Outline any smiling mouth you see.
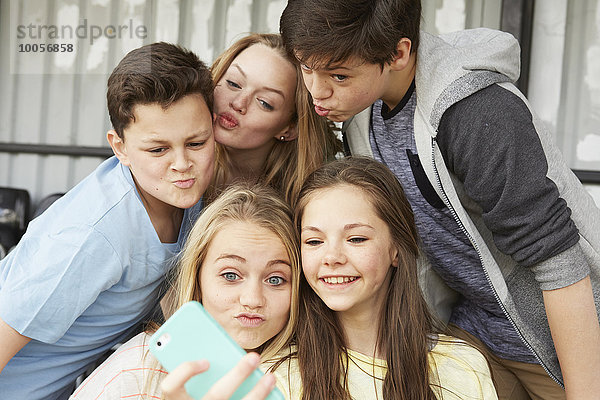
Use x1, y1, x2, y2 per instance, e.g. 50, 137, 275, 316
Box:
322, 276, 358, 284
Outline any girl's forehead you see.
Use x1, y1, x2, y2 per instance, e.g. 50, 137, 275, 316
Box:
302, 185, 377, 217
208, 220, 290, 254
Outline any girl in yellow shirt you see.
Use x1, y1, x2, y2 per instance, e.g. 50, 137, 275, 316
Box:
268, 157, 497, 400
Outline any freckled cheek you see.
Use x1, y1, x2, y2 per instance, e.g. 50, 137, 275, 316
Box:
271, 296, 291, 328
361, 252, 390, 275
213, 87, 227, 108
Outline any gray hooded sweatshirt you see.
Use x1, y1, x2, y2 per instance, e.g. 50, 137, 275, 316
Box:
343, 28, 600, 385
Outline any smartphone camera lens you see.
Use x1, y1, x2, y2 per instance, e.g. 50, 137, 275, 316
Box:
155, 333, 171, 348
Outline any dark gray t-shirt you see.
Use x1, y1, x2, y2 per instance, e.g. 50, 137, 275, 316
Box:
369, 82, 537, 363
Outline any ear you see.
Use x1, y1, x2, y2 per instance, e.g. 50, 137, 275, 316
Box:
106, 130, 130, 166
391, 249, 399, 268
276, 122, 298, 142
389, 38, 413, 71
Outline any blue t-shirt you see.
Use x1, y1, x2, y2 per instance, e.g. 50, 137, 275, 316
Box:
0, 157, 203, 399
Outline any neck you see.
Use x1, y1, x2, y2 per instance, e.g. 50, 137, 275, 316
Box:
337, 271, 393, 359
339, 311, 382, 358
381, 53, 417, 110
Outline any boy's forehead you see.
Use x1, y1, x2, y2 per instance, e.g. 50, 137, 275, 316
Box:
295, 51, 365, 71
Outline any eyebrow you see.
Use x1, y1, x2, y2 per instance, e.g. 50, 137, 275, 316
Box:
216, 254, 291, 268
267, 259, 292, 268
301, 223, 374, 233
298, 56, 357, 72
140, 130, 211, 144
232, 63, 286, 99
323, 65, 353, 72
215, 254, 246, 263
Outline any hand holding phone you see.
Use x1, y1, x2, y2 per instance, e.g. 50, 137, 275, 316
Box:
160, 353, 278, 400
149, 301, 284, 400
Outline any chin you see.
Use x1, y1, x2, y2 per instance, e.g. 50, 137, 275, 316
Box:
238, 339, 263, 351
327, 114, 349, 123
170, 193, 203, 209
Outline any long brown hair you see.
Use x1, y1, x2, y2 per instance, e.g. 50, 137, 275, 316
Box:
208, 33, 341, 205
293, 157, 437, 399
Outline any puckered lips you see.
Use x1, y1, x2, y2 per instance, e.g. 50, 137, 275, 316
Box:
217, 112, 239, 129
235, 312, 265, 327
172, 178, 195, 189
314, 104, 330, 117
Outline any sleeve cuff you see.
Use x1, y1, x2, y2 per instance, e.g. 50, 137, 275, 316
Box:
531, 242, 590, 291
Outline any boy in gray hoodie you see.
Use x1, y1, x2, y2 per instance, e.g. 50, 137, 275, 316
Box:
280, 1, 600, 399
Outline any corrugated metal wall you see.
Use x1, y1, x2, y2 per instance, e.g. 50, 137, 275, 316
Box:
1, 0, 598, 210
0, 0, 290, 207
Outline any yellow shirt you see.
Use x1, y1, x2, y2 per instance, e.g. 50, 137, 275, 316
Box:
269, 334, 497, 399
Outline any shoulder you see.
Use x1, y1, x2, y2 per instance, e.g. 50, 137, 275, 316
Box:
429, 334, 497, 399
430, 334, 487, 366
264, 345, 299, 400
70, 332, 166, 400
441, 83, 531, 133
24, 157, 137, 238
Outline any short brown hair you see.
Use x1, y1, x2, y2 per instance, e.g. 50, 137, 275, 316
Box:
280, 0, 422, 68
107, 42, 213, 138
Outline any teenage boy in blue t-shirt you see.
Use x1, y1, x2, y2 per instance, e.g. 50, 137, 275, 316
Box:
0, 42, 215, 399
280, 1, 600, 399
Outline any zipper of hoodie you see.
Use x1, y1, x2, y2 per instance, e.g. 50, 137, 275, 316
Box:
429, 136, 564, 388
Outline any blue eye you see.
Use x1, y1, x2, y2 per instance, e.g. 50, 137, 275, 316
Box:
222, 272, 239, 281
267, 276, 285, 286
348, 237, 367, 243
149, 147, 167, 154
332, 74, 348, 82
304, 239, 323, 246
258, 99, 274, 111
226, 80, 241, 89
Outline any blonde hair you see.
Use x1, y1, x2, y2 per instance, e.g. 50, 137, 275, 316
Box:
165, 183, 300, 362
207, 33, 341, 205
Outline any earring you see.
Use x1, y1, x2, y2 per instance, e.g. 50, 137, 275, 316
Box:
279, 136, 285, 141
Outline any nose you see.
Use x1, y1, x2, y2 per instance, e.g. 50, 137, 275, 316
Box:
171, 148, 192, 172
304, 73, 332, 101
239, 280, 265, 310
230, 92, 248, 114
322, 240, 346, 266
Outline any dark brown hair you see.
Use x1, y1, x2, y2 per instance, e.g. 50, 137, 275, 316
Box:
107, 42, 213, 138
280, 0, 422, 68
293, 157, 438, 399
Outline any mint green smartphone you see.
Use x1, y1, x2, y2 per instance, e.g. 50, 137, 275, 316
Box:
149, 301, 284, 400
